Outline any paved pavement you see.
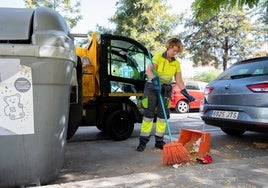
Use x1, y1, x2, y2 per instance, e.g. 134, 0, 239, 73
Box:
42, 155, 268, 188
37, 113, 268, 188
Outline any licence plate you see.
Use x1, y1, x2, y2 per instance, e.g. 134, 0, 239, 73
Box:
211, 110, 239, 120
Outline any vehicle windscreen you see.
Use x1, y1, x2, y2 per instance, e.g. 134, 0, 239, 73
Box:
215, 59, 268, 80
107, 38, 150, 94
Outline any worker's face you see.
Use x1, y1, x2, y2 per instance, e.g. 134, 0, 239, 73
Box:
167, 46, 180, 58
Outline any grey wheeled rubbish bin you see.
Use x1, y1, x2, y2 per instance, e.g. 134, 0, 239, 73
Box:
0, 7, 76, 187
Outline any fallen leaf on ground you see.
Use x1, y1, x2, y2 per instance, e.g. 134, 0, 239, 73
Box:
192, 177, 202, 183
253, 142, 268, 149
226, 145, 234, 150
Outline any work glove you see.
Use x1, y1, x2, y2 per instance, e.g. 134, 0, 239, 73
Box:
151, 76, 161, 92
180, 88, 195, 102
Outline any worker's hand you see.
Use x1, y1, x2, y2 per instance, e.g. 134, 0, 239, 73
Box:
180, 89, 195, 102
151, 76, 161, 92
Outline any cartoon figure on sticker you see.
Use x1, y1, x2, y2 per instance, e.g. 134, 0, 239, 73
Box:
3, 93, 25, 120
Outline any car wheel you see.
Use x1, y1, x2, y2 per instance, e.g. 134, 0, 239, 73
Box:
105, 110, 134, 141
175, 100, 189, 113
221, 127, 245, 136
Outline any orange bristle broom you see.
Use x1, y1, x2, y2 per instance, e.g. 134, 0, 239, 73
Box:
161, 103, 192, 165
162, 142, 191, 165
147, 50, 191, 165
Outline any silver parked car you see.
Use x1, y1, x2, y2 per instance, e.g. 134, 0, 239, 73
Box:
201, 56, 268, 136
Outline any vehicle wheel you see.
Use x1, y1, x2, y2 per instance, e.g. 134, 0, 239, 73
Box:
105, 110, 134, 141
175, 100, 189, 113
221, 127, 245, 136
67, 103, 82, 140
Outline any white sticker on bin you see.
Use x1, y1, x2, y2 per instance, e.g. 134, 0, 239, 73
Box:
0, 59, 34, 135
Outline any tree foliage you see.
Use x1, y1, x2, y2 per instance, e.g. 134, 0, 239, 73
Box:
193, 69, 221, 83
182, 7, 265, 70
192, 0, 261, 21
191, 0, 268, 44
110, 0, 180, 53
23, 0, 82, 29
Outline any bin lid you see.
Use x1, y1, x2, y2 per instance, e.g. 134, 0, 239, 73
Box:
0, 7, 76, 63
0, 8, 34, 41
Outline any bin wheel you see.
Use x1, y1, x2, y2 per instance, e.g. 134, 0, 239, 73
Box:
105, 110, 134, 141
67, 103, 82, 140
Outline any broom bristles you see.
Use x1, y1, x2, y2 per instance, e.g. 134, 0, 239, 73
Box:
162, 142, 192, 165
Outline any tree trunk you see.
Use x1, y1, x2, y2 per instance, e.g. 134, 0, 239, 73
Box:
222, 37, 229, 71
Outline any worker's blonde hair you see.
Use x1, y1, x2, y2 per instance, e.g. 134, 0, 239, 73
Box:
166, 38, 183, 53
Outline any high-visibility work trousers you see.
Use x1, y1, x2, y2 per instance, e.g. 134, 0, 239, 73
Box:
140, 117, 167, 138
139, 82, 172, 140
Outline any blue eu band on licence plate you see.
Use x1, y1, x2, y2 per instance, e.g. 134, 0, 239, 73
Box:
212, 110, 239, 120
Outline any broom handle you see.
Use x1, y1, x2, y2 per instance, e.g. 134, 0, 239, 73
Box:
147, 51, 173, 141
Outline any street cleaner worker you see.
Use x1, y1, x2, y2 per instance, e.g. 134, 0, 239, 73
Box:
137, 38, 195, 152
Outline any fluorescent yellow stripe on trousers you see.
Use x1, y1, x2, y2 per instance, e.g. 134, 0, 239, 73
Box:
155, 117, 166, 137
140, 117, 153, 137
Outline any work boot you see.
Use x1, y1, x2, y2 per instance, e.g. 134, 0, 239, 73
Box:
136, 143, 146, 152
136, 136, 150, 152
155, 135, 165, 150
155, 141, 166, 150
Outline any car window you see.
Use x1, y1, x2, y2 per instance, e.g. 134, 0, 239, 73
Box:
215, 59, 268, 80
186, 82, 199, 90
